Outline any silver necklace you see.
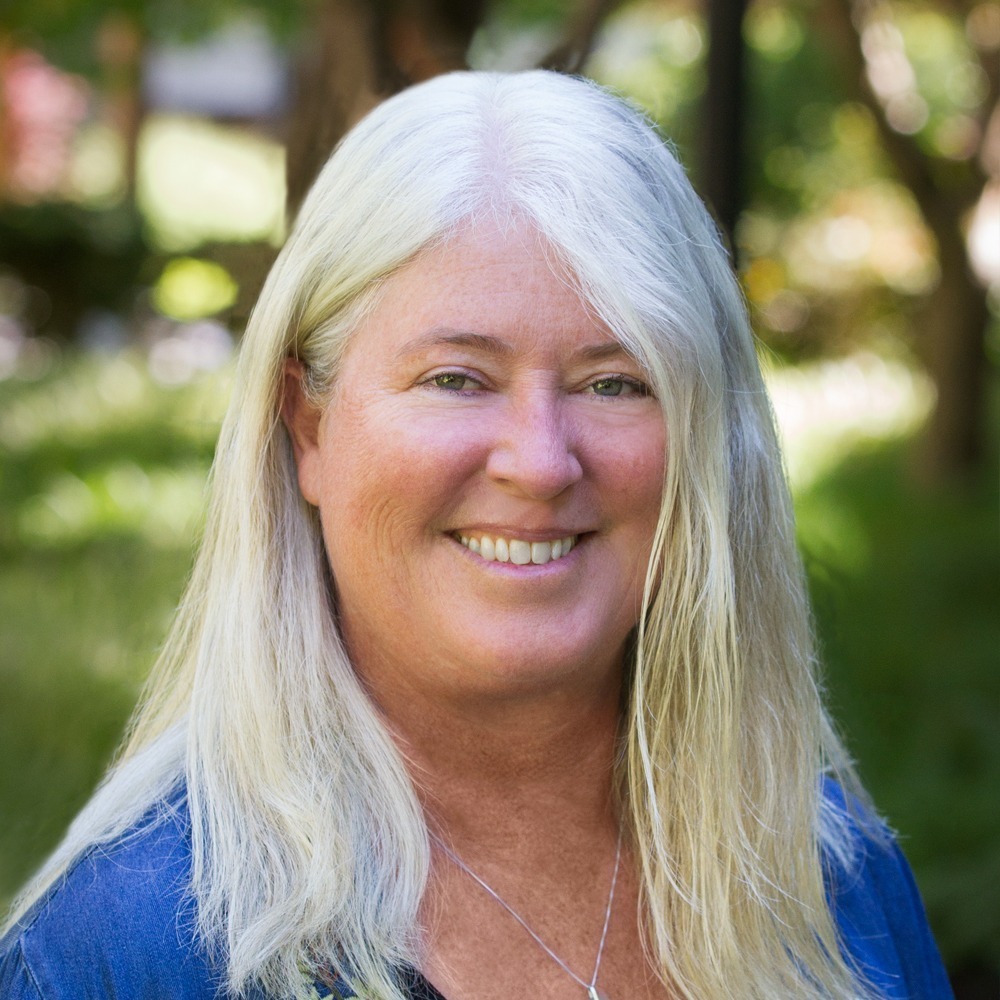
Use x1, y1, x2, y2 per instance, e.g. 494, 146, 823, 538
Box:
431, 828, 623, 1000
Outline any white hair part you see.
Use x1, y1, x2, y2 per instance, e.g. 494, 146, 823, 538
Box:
7, 71, 880, 999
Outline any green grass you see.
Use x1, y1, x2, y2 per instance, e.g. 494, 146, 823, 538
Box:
0, 352, 996, 985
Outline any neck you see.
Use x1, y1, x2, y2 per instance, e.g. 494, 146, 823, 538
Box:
359, 654, 624, 850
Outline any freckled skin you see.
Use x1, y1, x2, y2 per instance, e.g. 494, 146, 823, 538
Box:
284, 221, 666, 710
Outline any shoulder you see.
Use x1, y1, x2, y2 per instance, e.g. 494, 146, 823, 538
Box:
821, 779, 954, 1000
0, 793, 226, 1000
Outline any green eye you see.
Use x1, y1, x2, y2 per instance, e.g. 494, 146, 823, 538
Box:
588, 376, 649, 398
432, 373, 471, 391
592, 378, 626, 396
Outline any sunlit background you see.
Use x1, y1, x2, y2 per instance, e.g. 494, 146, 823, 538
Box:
0, 1, 997, 994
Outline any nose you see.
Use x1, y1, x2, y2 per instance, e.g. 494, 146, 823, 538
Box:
485, 391, 583, 500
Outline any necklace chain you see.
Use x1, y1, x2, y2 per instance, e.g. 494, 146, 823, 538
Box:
431, 828, 622, 999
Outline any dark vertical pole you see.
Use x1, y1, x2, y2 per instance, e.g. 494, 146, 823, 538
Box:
702, 0, 749, 254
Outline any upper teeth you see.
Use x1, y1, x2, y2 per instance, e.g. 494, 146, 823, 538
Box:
457, 534, 577, 565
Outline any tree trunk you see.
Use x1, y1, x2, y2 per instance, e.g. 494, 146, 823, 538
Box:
96, 14, 145, 203
915, 221, 991, 483
0, 34, 12, 202
702, 0, 749, 253
822, 0, 993, 486
284, 1, 383, 224
284, 0, 486, 222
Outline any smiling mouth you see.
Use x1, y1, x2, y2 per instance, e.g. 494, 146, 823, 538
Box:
455, 533, 578, 565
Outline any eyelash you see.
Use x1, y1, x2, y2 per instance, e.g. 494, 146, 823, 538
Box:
585, 375, 651, 398
421, 371, 651, 399
423, 371, 484, 393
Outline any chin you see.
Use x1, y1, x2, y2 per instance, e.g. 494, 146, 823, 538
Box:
449, 633, 626, 699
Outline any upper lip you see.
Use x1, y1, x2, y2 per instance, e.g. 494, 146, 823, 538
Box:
449, 525, 589, 541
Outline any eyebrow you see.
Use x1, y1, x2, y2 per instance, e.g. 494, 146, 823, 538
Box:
395, 328, 633, 363
395, 329, 514, 360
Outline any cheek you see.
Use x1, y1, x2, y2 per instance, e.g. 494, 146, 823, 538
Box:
318, 398, 482, 542
595, 420, 666, 525
620, 426, 667, 600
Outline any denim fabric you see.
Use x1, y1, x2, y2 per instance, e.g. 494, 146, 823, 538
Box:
0, 790, 954, 999
825, 835, 954, 999
0, 796, 224, 1000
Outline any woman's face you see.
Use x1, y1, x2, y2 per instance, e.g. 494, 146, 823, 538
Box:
285, 221, 665, 704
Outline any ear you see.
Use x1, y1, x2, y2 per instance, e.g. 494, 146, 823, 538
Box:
280, 358, 323, 506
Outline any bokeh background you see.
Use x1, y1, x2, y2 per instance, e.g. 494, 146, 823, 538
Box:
0, 1, 997, 995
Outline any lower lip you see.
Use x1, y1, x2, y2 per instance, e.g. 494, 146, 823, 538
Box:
451, 535, 585, 574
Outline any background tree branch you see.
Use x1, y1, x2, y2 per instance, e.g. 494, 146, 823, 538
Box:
822, 0, 996, 483
538, 0, 627, 74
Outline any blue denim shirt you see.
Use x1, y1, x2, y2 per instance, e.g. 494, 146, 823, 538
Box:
0, 791, 954, 999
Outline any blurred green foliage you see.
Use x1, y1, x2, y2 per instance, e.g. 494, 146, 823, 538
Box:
798, 441, 1000, 973
0, 353, 224, 895
0, 202, 150, 340
587, 0, 984, 363
1, 0, 301, 76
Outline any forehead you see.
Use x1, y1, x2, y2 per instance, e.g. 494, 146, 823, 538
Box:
344, 220, 621, 362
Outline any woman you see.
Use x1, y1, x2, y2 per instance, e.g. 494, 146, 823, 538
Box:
0, 71, 951, 1000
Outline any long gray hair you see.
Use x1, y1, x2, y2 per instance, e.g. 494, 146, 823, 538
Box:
8, 71, 873, 999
